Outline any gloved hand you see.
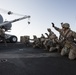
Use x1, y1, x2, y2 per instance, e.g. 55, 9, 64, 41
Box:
61, 22, 63, 25
51, 22, 55, 27
45, 33, 48, 35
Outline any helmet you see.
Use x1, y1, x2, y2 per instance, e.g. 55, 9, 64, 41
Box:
47, 28, 51, 32
33, 35, 37, 38
62, 23, 70, 28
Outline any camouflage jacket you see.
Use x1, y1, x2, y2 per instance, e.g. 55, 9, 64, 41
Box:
53, 26, 76, 48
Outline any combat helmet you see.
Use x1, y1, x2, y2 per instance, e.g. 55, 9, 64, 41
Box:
47, 28, 51, 32
61, 23, 70, 28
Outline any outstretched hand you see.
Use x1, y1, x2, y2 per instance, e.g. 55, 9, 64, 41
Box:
45, 33, 48, 35
51, 22, 55, 27
61, 22, 63, 25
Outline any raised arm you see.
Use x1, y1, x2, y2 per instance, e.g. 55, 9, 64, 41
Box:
51, 22, 61, 32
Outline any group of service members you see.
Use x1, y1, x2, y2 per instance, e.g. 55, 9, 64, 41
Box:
32, 22, 76, 60
0, 22, 76, 60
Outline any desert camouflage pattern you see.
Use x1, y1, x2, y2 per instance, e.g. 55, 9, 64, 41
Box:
52, 22, 76, 60
43, 28, 59, 51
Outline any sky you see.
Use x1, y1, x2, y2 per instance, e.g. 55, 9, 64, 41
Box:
0, 0, 76, 41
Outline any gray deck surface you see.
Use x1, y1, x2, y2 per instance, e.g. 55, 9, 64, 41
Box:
0, 43, 76, 75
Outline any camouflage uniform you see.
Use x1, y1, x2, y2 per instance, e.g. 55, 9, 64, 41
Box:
40, 34, 45, 48
52, 23, 76, 60
0, 28, 5, 37
43, 28, 59, 51
0, 28, 6, 42
32, 35, 41, 48
43, 28, 53, 50
49, 33, 59, 52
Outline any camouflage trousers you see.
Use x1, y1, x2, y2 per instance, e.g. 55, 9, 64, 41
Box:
43, 39, 55, 50
61, 46, 76, 60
